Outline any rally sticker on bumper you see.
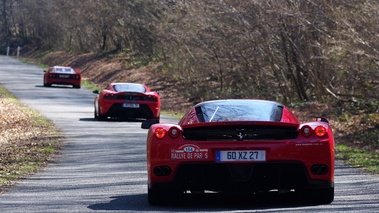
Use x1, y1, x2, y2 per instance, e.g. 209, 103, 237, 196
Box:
171, 144, 209, 160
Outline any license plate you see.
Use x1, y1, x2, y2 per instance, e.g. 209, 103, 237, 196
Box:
122, 103, 139, 108
216, 150, 266, 162
59, 74, 69, 78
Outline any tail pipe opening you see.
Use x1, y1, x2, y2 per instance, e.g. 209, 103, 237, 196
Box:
311, 164, 329, 175
153, 166, 172, 176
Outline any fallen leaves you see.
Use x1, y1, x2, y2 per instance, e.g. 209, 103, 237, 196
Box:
0, 89, 61, 193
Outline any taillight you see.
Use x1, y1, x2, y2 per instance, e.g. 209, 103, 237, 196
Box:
154, 127, 181, 139
168, 127, 180, 138
154, 127, 167, 139
104, 93, 117, 99
315, 126, 327, 137
145, 95, 157, 101
300, 125, 327, 137
300, 125, 312, 137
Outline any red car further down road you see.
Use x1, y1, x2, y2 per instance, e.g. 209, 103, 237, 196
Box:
93, 82, 160, 121
141, 99, 335, 205
43, 66, 81, 88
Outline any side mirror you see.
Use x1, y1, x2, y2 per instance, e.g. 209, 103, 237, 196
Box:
141, 119, 159, 129
93, 90, 99, 94
43, 70, 47, 72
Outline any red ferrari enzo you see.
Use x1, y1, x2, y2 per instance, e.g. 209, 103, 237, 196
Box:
142, 99, 335, 205
43, 66, 81, 88
93, 83, 160, 121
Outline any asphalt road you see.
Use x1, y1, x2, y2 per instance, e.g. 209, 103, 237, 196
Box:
0, 56, 379, 212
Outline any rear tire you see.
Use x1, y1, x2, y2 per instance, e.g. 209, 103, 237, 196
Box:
301, 187, 334, 204
149, 116, 160, 123
98, 114, 107, 121
95, 105, 107, 121
148, 186, 180, 206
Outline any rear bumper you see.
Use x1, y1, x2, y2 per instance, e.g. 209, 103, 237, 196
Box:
45, 78, 81, 86
103, 103, 159, 119
150, 161, 334, 193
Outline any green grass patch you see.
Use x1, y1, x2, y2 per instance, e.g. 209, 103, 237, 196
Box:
160, 110, 183, 119
81, 79, 102, 91
0, 86, 16, 99
336, 144, 379, 174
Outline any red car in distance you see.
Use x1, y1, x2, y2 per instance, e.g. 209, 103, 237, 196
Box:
141, 99, 335, 205
43, 66, 81, 88
93, 83, 160, 121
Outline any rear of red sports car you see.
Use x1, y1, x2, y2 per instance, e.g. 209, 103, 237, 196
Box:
43, 66, 81, 88
144, 99, 335, 205
94, 83, 160, 120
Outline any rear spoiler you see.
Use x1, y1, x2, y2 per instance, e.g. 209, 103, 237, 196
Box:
316, 117, 329, 123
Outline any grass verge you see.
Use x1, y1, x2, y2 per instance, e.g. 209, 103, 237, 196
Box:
81, 79, 102, 91
336, 144, 379, 174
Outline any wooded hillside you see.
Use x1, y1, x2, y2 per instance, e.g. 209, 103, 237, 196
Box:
1, 0, 378, 105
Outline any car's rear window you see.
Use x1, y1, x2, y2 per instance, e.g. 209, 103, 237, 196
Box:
113, 83, 146, 93
196, 100, 283, 122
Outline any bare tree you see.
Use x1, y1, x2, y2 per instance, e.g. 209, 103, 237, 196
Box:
1, 0, 378, 103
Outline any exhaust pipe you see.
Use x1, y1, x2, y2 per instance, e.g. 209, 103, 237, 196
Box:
311, 164, 329, 174
153, 166, 172, 176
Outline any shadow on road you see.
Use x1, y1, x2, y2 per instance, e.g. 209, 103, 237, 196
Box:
87, 192, 320, 211
79, 117, 147, 122
35, 84, 78, 89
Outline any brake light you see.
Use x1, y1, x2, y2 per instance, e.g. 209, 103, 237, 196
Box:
145, 95, 157, 101
104, 93, 117, 99
154, 127, 167, 139
315, 126, 327, 137
300, 125, 312, 137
